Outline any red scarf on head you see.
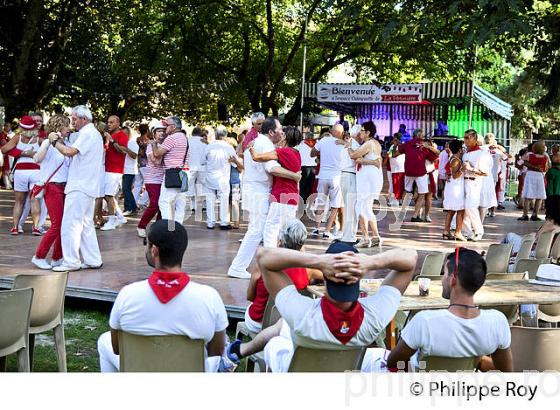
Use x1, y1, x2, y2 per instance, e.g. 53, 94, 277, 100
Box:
320, 297, 365, 345
148, 271, 190, 304
468, 145, 480, 153
304, 139, 316, 148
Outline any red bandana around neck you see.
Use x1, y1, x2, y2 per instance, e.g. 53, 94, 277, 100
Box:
320, 297, 365, 345
148, 271, 190, 304
468, 145, 480, 153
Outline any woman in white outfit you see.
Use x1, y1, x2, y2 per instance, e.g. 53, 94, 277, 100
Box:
346, 123, 383, 247
0, 115, 42, 235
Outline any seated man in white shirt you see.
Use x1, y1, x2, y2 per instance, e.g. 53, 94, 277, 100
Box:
97, 219, 229, 372
256, 242, 417, 372
362, 248, 513, 372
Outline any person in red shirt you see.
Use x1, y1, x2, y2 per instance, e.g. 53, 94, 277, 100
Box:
398, 129, 439, 222
241, 112, 265, 152
249, 125, 302, 247
226, 219, 323, 364
31, 112, 47, 140
100, 115, 130, 231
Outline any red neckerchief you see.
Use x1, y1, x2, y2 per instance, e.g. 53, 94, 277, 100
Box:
320, 297, 365, 345
468, 145, 480, 153
304, 139, 316, 148
148, 271, 190, 304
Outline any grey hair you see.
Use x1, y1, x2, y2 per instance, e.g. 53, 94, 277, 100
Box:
349, 124, 361, 138
412, 128, 423, 138
166, 116, 182, 129
72, 105, 93, 122
278, 219, 307, 251
215, 125, 228, 139
251, 112, 265, 124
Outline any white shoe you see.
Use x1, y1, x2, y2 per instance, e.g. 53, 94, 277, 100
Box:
227, 270, 251, 279
51, 259, 63, 267
311, 229, 320, 238
100, 221, 117, 231
52, 264, 81, 272
117, 216, 128, 225
122, 210, 133, 217
81, 263, 103, 269
31, 256, 52, 270
137, 228, 146, 238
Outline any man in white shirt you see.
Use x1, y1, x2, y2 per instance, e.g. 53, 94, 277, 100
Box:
122, 128, 139, 216
257, 243, 417, 372
227, 117, 301, 279
340, 125, 361, 243
50, 105, 104, 272
97, 219, 229, 372
363, 248, 512, 372
462, 129, 491, 241
311, 124, 345, 239
297, 132, 317, 202
204, 125, 237, 229
187, 126, 207, 213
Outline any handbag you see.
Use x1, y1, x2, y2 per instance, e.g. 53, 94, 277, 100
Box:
30, 161, 65, 200
164, 140, 189, 191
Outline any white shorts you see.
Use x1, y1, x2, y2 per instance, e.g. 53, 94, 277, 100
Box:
244, 304, 263, 333
316, 177, 343, 208
104, 172, 122, 197
13, 169, 40, 192
404, 175, 429, 194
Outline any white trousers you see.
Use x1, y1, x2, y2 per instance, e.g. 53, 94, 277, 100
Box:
205, 184, 231, 226
263, 202, 297, 247
498, 173, 507, 203
463, 207, 484, 237
158, 184, 187, 223
19, 195, 48, 228
263, 319, 293, 373
187, 170, 206, 210
133, 168, 149, 207
387, 170, 393, 197
227, 193, 271, 276
61, 191, 102, 268
97, 331, 220, 372
341, 172, 358, 242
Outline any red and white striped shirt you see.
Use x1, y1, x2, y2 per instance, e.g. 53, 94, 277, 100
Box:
161, 132, 188, 169
144, 144, 164, 184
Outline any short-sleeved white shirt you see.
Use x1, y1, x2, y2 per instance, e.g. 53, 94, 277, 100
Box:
339, 138, 360, 173
65, 123, 104, 197
38, 140, 70, 184
314, 136, 344, 180
109, 279, 228, 345
297, 141, 316, 167
187, 136, 207, 171
124, 138, 139, 175
204, 140, 236, 191
401, 309, 511, 359
275, 285, 401, 349
242, 133, 280, 194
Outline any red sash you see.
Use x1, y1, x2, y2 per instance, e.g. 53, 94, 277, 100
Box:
148, 271, 190, 304
320, 297, 364, 345
468, 145, 480, 152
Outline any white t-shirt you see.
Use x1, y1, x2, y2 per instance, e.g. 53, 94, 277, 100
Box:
402, 309, 511, 360
275, 285, 401, 349
389, 146, 406, 173
438, 149, 449, 177
242, 133, 280, 194
339, 138, 360, 173
38, 140, 70, 184
187, 136, 207, 172
314, 136, 344, 180
124, 138, 139, 175
109, 279, 228, 347
65, 123, 104, 197
297, 141, 316, 167
204, 140, 236, 191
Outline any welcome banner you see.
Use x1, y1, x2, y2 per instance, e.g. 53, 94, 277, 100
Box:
317, 83, 423, 103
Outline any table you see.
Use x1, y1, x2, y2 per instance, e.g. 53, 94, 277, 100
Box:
307, 279, 560, 347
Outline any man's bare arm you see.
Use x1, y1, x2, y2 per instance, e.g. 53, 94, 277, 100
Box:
207, 329, 226, 357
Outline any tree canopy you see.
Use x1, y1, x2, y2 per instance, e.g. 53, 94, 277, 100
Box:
0, 0, 558, 137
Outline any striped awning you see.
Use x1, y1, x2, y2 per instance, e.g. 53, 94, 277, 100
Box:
304, 81, 512, 120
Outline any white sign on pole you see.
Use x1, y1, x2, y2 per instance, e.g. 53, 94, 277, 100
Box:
317, 83, 423, 103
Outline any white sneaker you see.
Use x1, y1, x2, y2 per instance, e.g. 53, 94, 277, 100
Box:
227, 270, 251, 279
122, 210, 133, 217
81, 263, 103, 269
100, 220, 117, 231
137, 228, 146, 238
311, 229, 320, 238
117, 216, 128, 225
51, 259, 63, 268
31, 256, 52, 270
52, 264, 81, 272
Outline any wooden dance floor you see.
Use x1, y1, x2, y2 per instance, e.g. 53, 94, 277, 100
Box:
0, 190, 537, 318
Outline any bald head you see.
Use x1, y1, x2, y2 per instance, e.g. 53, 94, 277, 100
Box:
107, 115, 121, 133
331, 124, 344, 139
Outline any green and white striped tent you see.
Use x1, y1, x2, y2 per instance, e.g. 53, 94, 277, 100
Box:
304, 81, 513, 144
